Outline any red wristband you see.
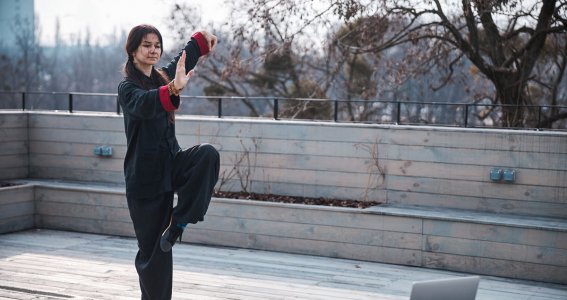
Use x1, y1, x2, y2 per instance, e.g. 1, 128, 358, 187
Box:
159, 86, 177, 112
192, 32, 210, 56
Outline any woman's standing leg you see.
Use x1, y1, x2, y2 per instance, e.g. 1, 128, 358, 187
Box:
127, 192, 174, 299
160, 143, 220, 251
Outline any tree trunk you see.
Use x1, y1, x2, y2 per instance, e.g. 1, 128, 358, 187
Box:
494, 73, 530, 128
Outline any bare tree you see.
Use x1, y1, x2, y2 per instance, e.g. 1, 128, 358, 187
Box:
342, 0, 566, 127
232, 0, 567, 128
167, 1, 335, 119
1, 13, 44, 91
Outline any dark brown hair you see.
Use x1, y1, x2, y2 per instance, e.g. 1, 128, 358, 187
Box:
123, 24, 169, 89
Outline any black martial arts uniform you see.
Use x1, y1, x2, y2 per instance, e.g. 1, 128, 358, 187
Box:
118, 33, 220, 300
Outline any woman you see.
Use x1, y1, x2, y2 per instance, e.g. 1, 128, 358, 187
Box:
118, 24, 220, 299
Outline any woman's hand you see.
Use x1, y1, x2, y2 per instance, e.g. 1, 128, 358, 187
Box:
173, 50, 194, 92
172, 31, 217, 92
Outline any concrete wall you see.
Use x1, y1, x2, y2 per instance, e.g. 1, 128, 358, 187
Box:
17, 111, 567, 219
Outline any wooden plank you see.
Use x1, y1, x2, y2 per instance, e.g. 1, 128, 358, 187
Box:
384, 127, 567, 154
0, 259, 123, 281
193, 214, 423, 250
25, 179, 125, 194
0, 167, 28, 180
388, 175, 567, 204
0, 140, 28, 156
423, 252, 567, 285
29, 112, 124, 132
29, 153, 123, 172
178, 134, 365, 158
188, 228, 423, 267
387, 191, 567, 219
0, 128, 27, 142
35, 187, 127, 208
373, 206, 567, 232
29, 128, 126, 145
385, 160, 567, 188
0, 215, 34, 234
381, 144, 567, 170
0, 112, 27, 129
0, 201, 34, 219
423, 219, 567, 249
36, 215, 135, 237
424, 235, 567, 266
177, 242, 413, 278
206, 199, 422, 233
217, 179, 387, 202
216, 151, 371, 173
29, 140, 127, 157
36, 200, 131, 221
0, 185, 34, 205
0, 263, 139, 298
0, 154, 28, 169
217, 165, 376, 189
29, 166, 124, 183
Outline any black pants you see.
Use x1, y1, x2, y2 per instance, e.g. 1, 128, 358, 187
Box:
127, 144, 220, 300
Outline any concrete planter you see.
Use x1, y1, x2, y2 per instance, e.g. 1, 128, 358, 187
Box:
4, 180, 567, 284
0, 183, 35, 234
189, 198, 423, 267
190, 198, 567, 285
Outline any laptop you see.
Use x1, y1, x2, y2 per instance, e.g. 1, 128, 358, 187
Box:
410, 276, 480, 300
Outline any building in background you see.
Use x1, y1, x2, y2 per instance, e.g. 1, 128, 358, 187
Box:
0, 0, 35, 53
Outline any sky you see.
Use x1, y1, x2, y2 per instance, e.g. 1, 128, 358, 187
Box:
35, 0, 230, 48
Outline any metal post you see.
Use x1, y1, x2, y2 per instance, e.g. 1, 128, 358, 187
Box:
396, 102, 401, 124
21, 92, 26, 111
274, 98, 279, 120
218, 98, 222, 118
537, 106, 542, 129
334, 100, 338, 122
116, 96, 121, 114
68, 93, 73, 113
464, 104, 469, 128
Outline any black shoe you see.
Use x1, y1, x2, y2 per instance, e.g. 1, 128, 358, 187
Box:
160, 219, 184, 252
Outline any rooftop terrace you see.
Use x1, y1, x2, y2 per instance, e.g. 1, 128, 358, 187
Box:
1, 109, 567, 298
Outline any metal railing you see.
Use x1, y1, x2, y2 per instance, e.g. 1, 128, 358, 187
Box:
1, 91, 566, 130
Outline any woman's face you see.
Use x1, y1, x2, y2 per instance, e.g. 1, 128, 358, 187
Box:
132, 33, 161, 68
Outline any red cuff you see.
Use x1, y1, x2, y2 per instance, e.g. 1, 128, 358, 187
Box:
192, 32, 210, 56
159, 86, 177, 112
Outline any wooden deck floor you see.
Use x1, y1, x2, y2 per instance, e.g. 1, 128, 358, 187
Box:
1, 230, 566, 300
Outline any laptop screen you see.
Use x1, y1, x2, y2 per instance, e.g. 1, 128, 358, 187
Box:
410, 276, 480, 300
